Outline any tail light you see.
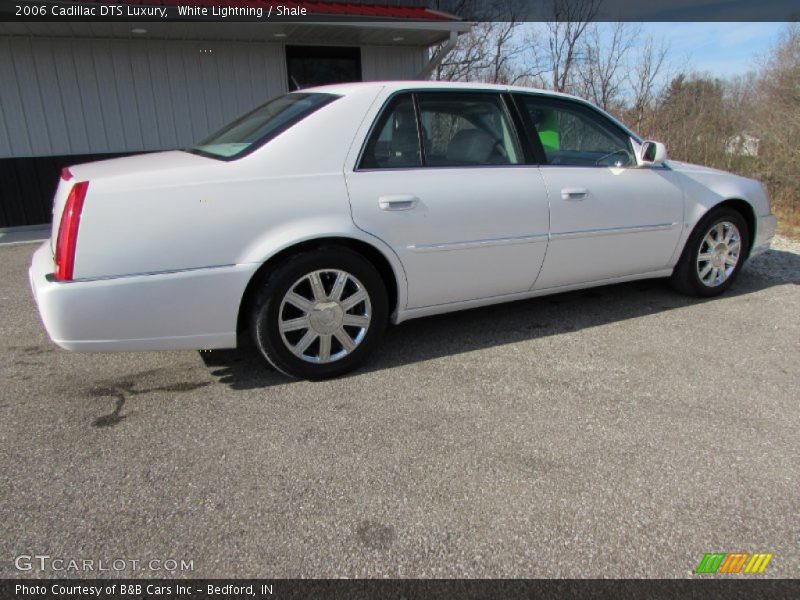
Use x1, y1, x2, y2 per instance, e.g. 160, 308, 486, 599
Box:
54, 181, 89, 281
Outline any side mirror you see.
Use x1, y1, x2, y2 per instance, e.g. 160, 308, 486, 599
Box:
639, 141, 667, 166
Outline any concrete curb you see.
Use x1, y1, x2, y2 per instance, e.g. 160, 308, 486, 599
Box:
0, 224, 49, 246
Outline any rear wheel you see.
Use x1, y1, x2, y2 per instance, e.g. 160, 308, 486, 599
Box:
250, 248, 388, 380
670, 207, 749, 297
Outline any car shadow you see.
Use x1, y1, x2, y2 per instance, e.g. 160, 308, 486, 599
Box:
200, 248, 799, 390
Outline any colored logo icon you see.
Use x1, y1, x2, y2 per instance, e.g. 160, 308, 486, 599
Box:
696, 552, 773, 574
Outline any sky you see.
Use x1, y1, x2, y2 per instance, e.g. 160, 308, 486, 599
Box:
638, 22, 787, 80
520, 21, 787, 85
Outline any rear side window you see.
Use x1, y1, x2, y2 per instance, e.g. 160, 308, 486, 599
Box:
190, 92, 338, 160
417, 93, 522, 167
359, 94, 421, 169
358, 91, 522, 169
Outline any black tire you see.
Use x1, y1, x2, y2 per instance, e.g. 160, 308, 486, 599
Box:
670, 207, 750, 297
249, 247, 388, 380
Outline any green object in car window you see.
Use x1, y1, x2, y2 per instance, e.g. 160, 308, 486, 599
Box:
537, 109, 560, 151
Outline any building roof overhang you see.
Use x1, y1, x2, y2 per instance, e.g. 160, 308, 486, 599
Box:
0, 0, 470, 46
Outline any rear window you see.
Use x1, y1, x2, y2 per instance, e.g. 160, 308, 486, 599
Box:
189, 92, 338, 160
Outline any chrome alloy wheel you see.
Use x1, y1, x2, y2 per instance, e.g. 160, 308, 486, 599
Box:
696, 221, 742, 287
278, 269, 372, 364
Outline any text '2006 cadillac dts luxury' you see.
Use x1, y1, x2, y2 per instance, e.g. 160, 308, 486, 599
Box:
29, 81, 777, 379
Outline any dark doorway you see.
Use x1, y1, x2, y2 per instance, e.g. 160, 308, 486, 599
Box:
285, 45, 362, 91
0, 152, 142, 227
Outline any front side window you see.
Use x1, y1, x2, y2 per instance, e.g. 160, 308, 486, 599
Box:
190, 92, 338, 160
517, 96, 634, 167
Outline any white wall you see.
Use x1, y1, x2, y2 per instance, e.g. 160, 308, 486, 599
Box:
361, 45, 427, 81
0, 37, 427, 159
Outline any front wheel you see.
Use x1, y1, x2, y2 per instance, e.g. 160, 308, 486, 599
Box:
250, 248, 388, 380
670, 207, 750, 297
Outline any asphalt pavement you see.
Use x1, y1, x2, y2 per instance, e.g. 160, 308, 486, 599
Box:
1, 239, 798, 578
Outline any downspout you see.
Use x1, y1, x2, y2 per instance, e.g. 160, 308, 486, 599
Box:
416, 30, 458, 80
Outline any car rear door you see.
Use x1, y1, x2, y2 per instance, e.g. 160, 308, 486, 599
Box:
513, 94, 685, 290
345, 90, 550, 310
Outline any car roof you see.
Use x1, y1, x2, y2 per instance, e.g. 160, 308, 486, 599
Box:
299, 80, 583, 102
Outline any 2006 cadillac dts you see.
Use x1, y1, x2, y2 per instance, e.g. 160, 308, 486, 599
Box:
30, 82, 777, 379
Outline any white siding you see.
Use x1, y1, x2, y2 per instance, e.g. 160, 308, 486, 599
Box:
0, 37, 288, 158
0, 38, 428, 159
361, 45, 427, 81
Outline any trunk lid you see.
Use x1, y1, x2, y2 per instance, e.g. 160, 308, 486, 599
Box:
50, 150, 215, 254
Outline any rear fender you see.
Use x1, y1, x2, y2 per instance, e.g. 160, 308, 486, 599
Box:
238, 218, 409, 315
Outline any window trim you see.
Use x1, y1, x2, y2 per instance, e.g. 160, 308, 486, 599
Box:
411, 92, 427, 167
506, 93, 546, 164
512, 93, 640, 168
355, 89, 532, 172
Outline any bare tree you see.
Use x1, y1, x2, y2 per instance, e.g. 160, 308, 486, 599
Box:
434, 0, 552, 85
430, 0, 506, 81
721, 73, 758, 169
542, 0, 601, 93
753, 23, 800, 230
434, 21, 496, 82
576, 22, 638, 111
627, 34, 669, 132
432, 0, 604, 89
435, 20, 537, 84
433, 0, 545, 85
487, 20, 527, 84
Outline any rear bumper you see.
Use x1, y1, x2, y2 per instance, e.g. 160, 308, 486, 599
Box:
29, 242, 254, 351
751, 213, 777, 257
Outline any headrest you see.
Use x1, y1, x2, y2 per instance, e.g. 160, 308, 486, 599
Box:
445, 128, 497, 164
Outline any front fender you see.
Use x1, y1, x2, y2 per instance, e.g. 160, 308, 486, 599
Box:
670, 167, 768, 264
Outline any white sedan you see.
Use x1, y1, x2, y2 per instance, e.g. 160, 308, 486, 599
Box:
29, 82, 777, 379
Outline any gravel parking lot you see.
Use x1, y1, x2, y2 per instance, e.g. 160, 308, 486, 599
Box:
1, 239, 798, 578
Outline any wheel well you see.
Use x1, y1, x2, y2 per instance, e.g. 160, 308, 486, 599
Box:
236, 237, 399, 334
715, 199, 756, 257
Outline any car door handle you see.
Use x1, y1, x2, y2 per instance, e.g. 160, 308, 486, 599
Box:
379, 194, 419, 211
561, 188, 589, 200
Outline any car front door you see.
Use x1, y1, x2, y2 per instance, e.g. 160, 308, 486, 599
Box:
346, 91, 550, 309
513, 94, 685, 290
